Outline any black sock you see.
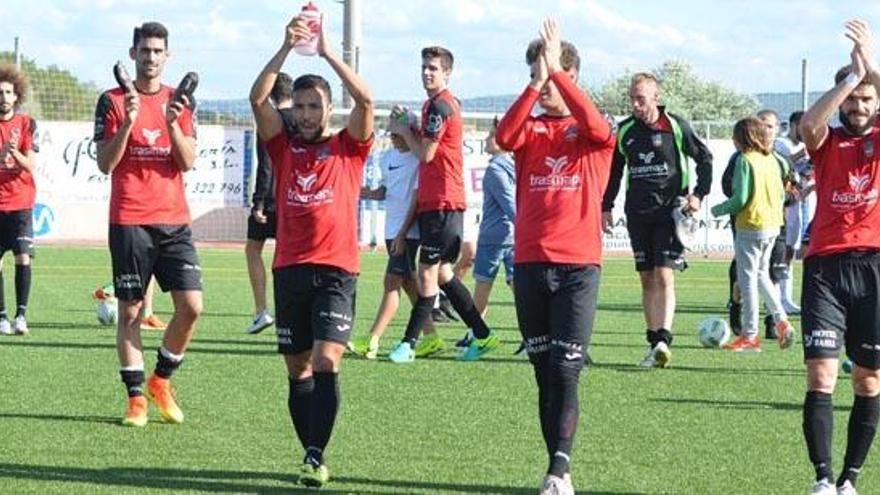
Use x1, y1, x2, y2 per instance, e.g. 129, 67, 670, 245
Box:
307, 372, 340, 465
288, 376, 314, 451
839, 394, 880, 487
804, 391, 835, 482
645, 329, 657, 347
440, 278, 490, 339
728, 260, 737, 301
154, 348, 183, 379
532, 354, 553, 461
656, 328, 673, 347
547, 358, 581, 477
120, 369, 145, 398
14, 264, 30, 318
402, 295, 436, 345
0, 271, 6, 320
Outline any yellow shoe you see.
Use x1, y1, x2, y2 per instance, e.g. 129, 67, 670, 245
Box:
415, 333, 446, 357
140, 314, 167, 331
121, 396, 148, 427
146, 375, 184, 424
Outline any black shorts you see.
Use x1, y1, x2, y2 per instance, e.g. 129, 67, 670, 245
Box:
109, 224, 203, 301
247, 211, 277, 242
0, 209, 34, 256
769, 234, 787, 283
274, 264, 357, 354
802, 251, 880, 369
418, 210, 463, 265
385, 238, 419, 277
627, 217, 686, 272
513, 263, 601, 370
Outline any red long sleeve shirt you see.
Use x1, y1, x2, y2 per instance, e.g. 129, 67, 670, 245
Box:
496, 71, 614, 265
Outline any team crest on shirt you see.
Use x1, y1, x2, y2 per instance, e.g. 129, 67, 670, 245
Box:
829, 172, 878, 212
564, 125, 578, 142
426, 114, 443, 135
316, 146, 331, 162
529, 155, 580, 191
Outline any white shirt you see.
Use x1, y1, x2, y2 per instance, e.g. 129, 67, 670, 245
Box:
379, 148, 420, 240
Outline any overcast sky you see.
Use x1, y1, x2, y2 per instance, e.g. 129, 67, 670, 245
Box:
5, 0, 878, 101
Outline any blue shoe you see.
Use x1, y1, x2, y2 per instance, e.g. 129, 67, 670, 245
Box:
388, 341, 415, 363
457, 331, 500, 361
843, 359, 854, 374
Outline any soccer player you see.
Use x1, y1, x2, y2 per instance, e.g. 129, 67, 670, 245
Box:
602, 72, 713, 368
245, 73, 295, 335
0, 64, 38, 336
495, 19, 614, 494
800, 19, 880, 495
250, 14, 373, 487
95, 22, 202, 427
350, 113, 442, 359
386, 46, 499, 363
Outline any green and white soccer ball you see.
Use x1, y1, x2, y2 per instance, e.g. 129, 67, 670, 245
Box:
96, 297, 118, 326
698, 317, 731, 348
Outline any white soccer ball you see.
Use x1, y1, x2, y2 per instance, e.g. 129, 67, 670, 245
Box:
698, 317, 731, 348
96, 297, 118, 326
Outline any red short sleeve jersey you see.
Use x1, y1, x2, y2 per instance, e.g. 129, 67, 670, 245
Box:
511, 115, 615, 265
0, 114, 38, 211
806, 125, 880, 257
94, 86, 197, 225
416, 89, 466, 213
266, 129, 373, 273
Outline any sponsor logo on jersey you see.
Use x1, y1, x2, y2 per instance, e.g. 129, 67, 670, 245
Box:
288, 171, 333, 207
142, 128, 162, 146
529, 155, 581, 191
829, 172, 878, 212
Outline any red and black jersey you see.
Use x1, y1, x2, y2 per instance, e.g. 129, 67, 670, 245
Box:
0, 113, 38, 211
496, 71, 615, 266
266, 129, 373, 274
806, 125, 880, 257
94, 86, 197, 225
417, 88, 466, 213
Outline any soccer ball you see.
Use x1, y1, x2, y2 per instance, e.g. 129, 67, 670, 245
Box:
96, 297, 118, 326
698, 317, 731, 348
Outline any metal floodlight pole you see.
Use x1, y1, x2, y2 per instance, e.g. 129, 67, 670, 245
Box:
341, 0, 362, 109
801, 58, 808, 111
14, 36, 21, 69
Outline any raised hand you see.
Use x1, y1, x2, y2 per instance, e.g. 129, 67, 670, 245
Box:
846, 19, 878, 73
166, 96, 186, 126
540, 18, 563, 73
285, 16, 311, 50
317, 13, 332, 58
530, 54, 549, 90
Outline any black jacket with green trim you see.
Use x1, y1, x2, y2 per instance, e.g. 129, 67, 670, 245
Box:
602, 107, 713, 220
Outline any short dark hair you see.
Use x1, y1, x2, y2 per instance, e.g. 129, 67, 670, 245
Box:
133, 22, 168, 49
0, 63, 28, 108
271, 72, 294, 105
525, 39, 580, 72
733, 116, 773, 155
756, 108, 779, 122
293, 74, 332, 102
421, 46, 454, 71
788, 110, 804, 125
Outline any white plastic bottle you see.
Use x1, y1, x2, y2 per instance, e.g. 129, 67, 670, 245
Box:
293, 2, 321, 56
